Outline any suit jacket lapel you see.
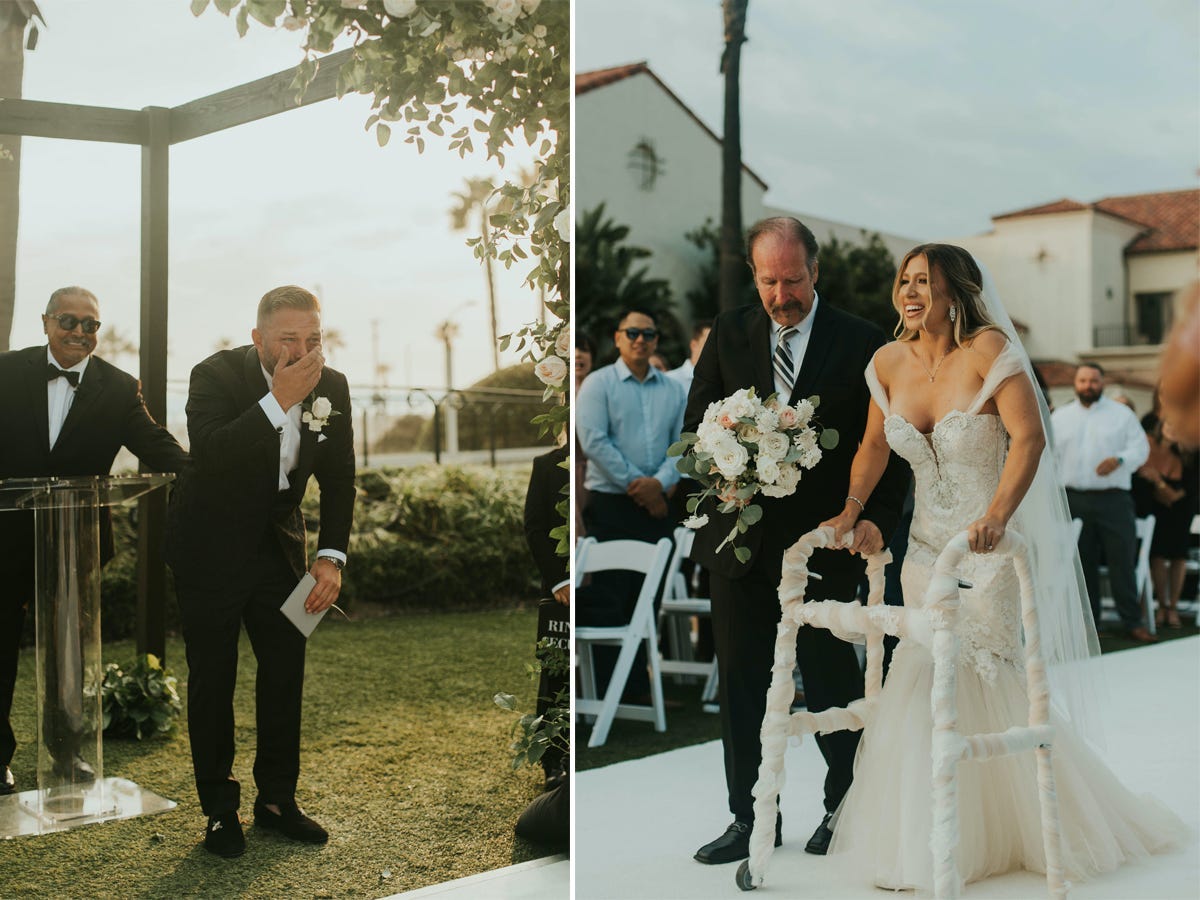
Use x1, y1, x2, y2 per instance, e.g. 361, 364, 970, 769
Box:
790, 301, 835, 403
53, 356, 105, 451
243, 347, 269, 407
25, 347, 51, 456
749, 309, 776, 399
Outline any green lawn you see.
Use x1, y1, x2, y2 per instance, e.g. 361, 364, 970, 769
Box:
0, 607, 553, 899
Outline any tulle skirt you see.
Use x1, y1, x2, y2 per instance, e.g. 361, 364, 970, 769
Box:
828, 641, 1182, 893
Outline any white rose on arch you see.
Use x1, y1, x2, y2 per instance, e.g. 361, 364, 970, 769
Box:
553, 206, 570, 242
534, 355, 567, 387
554, 328, 571, 358
383, 0, 418, 17
521, 0, 542, 12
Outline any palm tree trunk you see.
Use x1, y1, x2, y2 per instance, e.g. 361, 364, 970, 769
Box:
0, 10, 27, 351
718, 0, 749, 313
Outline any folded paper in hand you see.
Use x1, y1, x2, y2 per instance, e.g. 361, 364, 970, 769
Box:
280, 573, 325, 638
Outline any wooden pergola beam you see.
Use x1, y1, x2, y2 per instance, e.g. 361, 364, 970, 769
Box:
0, 98, 145, 144
0, 49, 356, 660
169, 47, 352, 143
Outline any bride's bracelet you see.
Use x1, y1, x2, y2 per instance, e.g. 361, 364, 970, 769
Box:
846, 495, 865, 513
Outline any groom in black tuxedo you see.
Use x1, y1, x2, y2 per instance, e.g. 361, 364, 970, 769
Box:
167, 285, 355, 858
0, 286, 187, 796
687, 218, 908, 864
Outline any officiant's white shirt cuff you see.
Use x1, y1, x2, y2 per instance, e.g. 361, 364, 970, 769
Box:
316, 548, 347, 565
259, 393, 288, 428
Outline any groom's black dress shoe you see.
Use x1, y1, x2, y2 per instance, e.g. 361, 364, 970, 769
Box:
204, 812, 245, 858
254, 797, 329, 844
805, 812, 834, 855
694, 818, 782, 865
0, 765, 15, 795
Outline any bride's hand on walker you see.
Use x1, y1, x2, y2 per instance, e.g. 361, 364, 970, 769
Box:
967, 516, 1005, 554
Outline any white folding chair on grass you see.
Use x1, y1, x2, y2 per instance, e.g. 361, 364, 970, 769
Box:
658, 527, 720, 704
574, 536, 673, 748
1094, 514, 1157, 634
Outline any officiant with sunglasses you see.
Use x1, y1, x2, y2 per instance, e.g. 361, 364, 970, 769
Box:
576, 309, 687, 701
0, 286, 188, 797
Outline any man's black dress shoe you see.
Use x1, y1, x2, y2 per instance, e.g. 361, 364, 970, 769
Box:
0, 765, 15, 795
805, 812, 834, 855
694, 818, 782, 865
254, 797, 329, 844
204, 812, 245, 858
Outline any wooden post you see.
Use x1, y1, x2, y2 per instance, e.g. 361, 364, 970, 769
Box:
136, 106, 169, 660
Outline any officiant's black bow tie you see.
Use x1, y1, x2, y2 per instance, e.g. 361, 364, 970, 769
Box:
47, 365, 80, 387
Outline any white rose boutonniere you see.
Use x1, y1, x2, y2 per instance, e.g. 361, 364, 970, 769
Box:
302, 395, 340, 433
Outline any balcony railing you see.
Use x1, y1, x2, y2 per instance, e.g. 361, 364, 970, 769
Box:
1092, 324, 1162, 348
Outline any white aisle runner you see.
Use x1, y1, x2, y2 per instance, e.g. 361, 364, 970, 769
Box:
577, 637, 1200, 899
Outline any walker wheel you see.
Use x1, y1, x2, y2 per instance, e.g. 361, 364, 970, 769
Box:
736, 859, 756, 891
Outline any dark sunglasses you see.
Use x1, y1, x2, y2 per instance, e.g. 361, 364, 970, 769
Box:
622, 327, 659, 342
44, 313, 102, 334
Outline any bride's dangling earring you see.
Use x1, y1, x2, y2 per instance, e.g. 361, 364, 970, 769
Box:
949, 304, 957, 324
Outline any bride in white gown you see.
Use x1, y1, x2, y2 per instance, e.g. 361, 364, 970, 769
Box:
819, 244, 1182, 892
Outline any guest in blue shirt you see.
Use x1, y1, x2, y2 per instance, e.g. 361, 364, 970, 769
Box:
575, 309, 686, 703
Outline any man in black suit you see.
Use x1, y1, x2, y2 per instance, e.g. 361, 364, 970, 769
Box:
687, 218, 907, 865
0, 286, 187, 796
167, 285, 355, 858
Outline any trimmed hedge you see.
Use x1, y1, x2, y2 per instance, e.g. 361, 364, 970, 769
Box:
88, 464, 537, 641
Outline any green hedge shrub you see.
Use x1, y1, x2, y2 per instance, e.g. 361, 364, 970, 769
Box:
85, 464, 537, 641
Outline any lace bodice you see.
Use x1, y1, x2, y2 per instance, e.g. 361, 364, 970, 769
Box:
866, 343, 1029, 680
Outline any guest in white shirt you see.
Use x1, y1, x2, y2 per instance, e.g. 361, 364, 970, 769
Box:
666, 319, 712, 392
1051, 362, 1153, 641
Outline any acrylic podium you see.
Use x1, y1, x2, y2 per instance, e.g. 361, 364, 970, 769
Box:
0, 474, 177, 838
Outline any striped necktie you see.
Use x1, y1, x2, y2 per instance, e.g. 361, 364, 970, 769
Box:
774, 325, 797, 396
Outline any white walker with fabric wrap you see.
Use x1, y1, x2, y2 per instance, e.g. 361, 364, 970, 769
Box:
734, 526, 1068, 899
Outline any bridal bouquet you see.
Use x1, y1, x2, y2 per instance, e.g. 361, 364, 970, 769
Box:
669, 388, 838, 563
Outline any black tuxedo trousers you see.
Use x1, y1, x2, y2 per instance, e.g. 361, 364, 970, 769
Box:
178, 524, 307, 816
710, 567, 864, 822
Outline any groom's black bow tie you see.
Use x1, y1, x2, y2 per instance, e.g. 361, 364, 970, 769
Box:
47, 365, 80, 387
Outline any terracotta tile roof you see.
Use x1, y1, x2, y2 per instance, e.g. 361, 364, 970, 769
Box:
994, 198, 1090, 219
993, 189, 1199, 253
575, 62, 769, 191
1094, 189, 1199, 253
575, 62, 651, 95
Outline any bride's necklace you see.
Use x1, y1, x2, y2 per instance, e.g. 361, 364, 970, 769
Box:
910, 343, 954, 382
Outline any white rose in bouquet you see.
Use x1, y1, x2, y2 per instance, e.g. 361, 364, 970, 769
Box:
695, 420, 729, 453
758, 430, 790, 460
761, 463, 802, 497
534, 355, 567, 387
737, 424, 763, 445
777, 405, 799, 429
713, 440, 750, 479
722, 390, 756, 422
756, 455, 780, 485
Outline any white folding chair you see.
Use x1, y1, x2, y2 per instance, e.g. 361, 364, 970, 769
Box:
658, 527, 719, 704
736, 528, 1067, 899
574, 536, 673, 748
1070, 517, 1082, 543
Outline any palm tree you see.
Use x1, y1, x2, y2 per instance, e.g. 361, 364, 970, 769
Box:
448, 176, 502, 372
0, 1, 43, 351
718, 0, 749, 313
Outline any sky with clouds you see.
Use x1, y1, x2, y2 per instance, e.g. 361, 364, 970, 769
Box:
575, 0, 1199, 240
11, 0, 546, 398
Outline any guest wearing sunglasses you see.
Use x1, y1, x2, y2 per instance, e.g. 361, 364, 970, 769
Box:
576, 309, 686, 704
0, 286, 188, 797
